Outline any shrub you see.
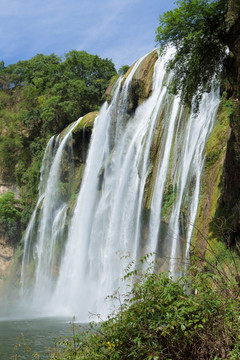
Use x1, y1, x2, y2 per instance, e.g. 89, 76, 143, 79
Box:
49, 260, 240, 360
0, 191, 21, 244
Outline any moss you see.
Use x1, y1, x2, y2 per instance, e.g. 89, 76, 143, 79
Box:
206, 149, 221, 166
192, 101, 230, 257
161, 184, 177, 222
68, 164, 85, 213
60, 111, 98, 139
60, 120, 77, 138
72, 111, 99, 134
143, 98, 184, 212
143, 105, 167, 210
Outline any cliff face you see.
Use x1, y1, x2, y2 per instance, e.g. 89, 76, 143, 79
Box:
193, 11, 240, 255
220, 11, 240, 250
221, 101, 240, 248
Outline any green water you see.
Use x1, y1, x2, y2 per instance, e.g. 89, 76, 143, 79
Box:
0, 317, 74, 359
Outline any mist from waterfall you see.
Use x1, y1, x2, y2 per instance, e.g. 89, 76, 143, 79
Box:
19, 48, 220, 321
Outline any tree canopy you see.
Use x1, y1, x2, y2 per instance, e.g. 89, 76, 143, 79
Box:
0, 51, 116, 234
156, 0, 230, 109
1, 51, 116, 135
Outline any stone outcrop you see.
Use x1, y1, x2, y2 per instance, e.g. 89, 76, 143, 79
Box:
0, 236, 14, 293
106, 50, 159, 113
0, 182, 18, 197
131, 50, 159, 104
123, 50, 159, 114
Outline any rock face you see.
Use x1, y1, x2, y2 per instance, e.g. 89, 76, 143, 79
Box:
193, 8, 240, 255
219, 12, 240, 249
124, 50, 159, 114
221, 101, 240, 248
131, 50, 159, 106
58, 111, 98, 216
193, 18, 240, 254
106, 50, 159, 113
0, 236, 14, 293
0, 182, 18, 197
193, 104, 230, 255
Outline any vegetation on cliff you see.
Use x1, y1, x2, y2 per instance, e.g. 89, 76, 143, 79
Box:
155, 0, 239, 109
0, 191, 21, 244
0, 51, 116, 243
155, 0, 240, 258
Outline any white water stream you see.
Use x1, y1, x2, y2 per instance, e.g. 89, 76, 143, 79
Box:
19, 48, 220, 321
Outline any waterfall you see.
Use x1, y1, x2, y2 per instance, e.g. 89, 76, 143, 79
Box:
20, 47, 220, 320
21, 118, 82, 307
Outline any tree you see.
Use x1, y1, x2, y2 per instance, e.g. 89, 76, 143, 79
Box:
118, 64, 130, 75
155, 0, 232, 109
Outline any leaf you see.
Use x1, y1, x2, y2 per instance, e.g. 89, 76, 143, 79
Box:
181, 324, 186, 331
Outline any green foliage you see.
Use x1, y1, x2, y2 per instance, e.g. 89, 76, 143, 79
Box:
162, 184, 177, 220
156, 0, 228, 109
0, 50, 116, 241
0, 191, 21, 243
0, 191, 21, 221
49, 260, 240, 360
221, 90, 235, 119
2, 50, 116, 136
118, 65, 130, 75
206, 149, 221, 165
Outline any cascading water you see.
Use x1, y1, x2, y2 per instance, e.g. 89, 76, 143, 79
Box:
20, 47, 220, 320
21, 118, 82, 309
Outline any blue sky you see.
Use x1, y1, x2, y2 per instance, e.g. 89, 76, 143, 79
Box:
0, 0, 176, 70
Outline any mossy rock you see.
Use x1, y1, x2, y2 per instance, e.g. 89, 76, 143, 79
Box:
143, 99, 178, 211
131, 50, 159, 104
121, 51, 159, 114
192, 101, 230, 257
72, 111, 99, 134
60, 111, 98, 139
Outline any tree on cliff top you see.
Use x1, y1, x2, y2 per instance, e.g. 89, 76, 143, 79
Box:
156, 0, 239, 109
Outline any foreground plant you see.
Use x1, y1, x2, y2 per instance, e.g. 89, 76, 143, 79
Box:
49, 261, 240, 360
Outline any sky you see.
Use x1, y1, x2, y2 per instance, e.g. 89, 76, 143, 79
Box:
0, 0, 176, 70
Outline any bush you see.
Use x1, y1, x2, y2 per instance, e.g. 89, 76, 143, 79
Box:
0, 191, 22, 244
49, 260, 240, 360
